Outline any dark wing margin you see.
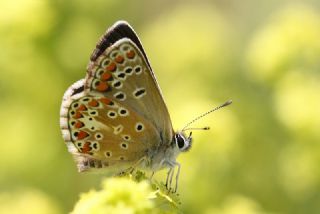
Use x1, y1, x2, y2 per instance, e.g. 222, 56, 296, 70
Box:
90, 21, 151, 68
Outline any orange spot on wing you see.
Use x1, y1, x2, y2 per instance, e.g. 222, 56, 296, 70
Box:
82, 142, 91, 153
74, 111, 83, 119
88, 99, 99, 107
96, 81, 109, 92
126, 50, 135, 59
100, 97, 111, 105
115, 55, 124, 63
74, 121, 84, 128
77, 104, 87, 111
106, 62, 116, 72
77, 131, 89, 140
100, 72, 112, 81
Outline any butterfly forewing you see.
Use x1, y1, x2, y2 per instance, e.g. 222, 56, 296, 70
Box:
87, 39, 173, 141
60, 22, 174, 173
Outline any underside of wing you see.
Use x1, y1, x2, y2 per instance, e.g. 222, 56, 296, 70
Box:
60, 21, 174, 173
60, 80, 161, 172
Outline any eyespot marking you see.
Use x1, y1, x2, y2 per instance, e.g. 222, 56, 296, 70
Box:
120, 142, 128, 150
134, 66, 142, 75
74, 121, 84, 128
91, 141, 100, 151
100, 98, 114, 106
107, 110, 117, 119
121, 44, 130, 52
77, 130, 89, 140
72, 102, 79, 108
133, 88, 146, 99
82, 97, 90, 102
114, 92, 126, 101
100, 72, 112, 81
110, 51, 119, 59
89, 110, 98, 116
122, 135, 131, 141
88, 99, 99, 107
112, 80, 122, 89
124, 67, 133, 75
105, 151, 112, 158
96, 68, 104, 78
117, 72, 126, 80
101, 58, 111, 68
93, 79, 109, 92
106, 62, 117, 72
118, 107, 129, 116
115, 55, 124, 64
135, 122, 144, 132
95, 132, 103, 140
126, 50, 135, 59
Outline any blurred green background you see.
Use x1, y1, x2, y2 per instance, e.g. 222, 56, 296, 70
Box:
1, 0, 320, 213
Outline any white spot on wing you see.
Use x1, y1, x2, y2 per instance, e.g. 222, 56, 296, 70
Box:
113, 124, 123, 135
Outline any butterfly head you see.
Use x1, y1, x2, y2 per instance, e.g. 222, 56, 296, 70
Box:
174, 132, 193, 152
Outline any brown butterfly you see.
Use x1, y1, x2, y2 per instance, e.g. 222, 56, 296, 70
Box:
60, 21, 232, 192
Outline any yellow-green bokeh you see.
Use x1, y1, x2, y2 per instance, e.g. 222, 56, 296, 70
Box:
1, 0, 320, 213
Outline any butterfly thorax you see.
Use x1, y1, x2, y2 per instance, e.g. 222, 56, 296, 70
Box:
140, 131, 191, 171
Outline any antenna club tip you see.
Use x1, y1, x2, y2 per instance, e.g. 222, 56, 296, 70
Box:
204, 127, 210, 130
222, 100, 233, 107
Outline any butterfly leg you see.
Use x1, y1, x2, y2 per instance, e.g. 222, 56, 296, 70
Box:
165, 168, 173, 189
169, 166, 175, 190
149, 171, 155, 181
173, 162, 181, 193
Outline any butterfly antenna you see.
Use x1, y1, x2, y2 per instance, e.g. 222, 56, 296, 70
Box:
181, 100, 233, 132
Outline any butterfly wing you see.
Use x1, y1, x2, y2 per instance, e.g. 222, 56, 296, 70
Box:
60, 21, 173, 173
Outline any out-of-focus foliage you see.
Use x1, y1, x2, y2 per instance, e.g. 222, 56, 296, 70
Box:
1, 0, 320, 213
0, 189, 61, 214
72, 172, 179, 214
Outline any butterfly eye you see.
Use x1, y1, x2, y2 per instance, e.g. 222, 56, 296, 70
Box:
176, 136, 185, 149
175, 134, 191, 152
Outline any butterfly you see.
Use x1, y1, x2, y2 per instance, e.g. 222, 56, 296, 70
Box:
60, 20, 232, 192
